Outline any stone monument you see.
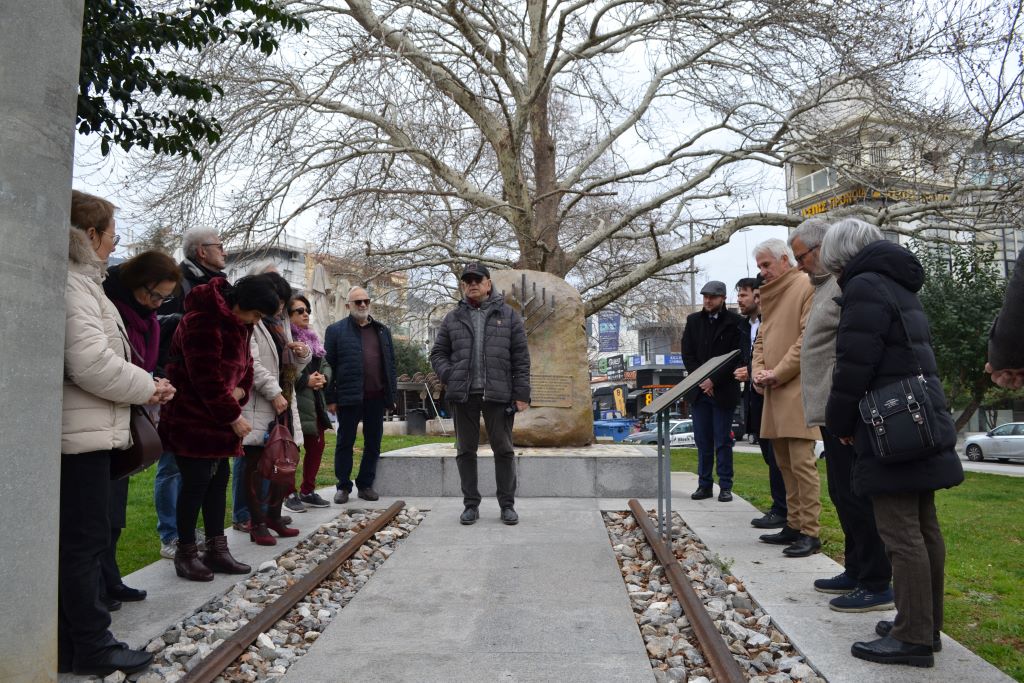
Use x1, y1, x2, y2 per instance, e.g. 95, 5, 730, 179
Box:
491, 270, 594, 447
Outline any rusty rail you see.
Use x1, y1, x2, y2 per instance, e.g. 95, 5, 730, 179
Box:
182, 500, 406, 683
627, 498, 746, 683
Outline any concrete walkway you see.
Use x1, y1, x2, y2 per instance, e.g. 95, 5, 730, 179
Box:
66, 479, 1014, 682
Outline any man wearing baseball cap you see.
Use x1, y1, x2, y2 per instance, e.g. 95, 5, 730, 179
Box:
681, 280, 744, 501
430, 263, 531, 526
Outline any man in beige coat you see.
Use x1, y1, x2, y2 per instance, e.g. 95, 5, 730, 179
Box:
752, 238, 822, 557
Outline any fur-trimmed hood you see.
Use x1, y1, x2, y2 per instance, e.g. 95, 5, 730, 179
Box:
68, 227, 107, 282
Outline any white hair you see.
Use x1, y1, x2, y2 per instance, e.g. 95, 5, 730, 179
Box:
752, 238, 793, 262
819, 218, 884, 276
788, 218, 831, 250
181, 227, 220, 259
247, 260, 278, 276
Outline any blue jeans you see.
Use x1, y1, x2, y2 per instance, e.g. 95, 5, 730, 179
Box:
232, 455, 268, 523
153, 452, 180, 544
335, 398, 386, 492
691, 394, 735, 491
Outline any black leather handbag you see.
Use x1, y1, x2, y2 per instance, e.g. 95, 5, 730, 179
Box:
857, 277, 946, 465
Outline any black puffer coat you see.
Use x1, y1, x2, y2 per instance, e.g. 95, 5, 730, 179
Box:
430, 293, 531, 404
323, 316, 397, 408
825, 240, 963, 496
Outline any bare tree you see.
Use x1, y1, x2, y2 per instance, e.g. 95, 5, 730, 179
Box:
119, 0, 1019, 315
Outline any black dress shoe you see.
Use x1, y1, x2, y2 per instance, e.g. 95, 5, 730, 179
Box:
501, 507, 519, 525
690, 488, 713, 500
875, 620, 942, 652
851, 635, 934, 667
759, 525, 800, 545
782, 534, 821, 557
107, 583, 147, 602
751, 511, 787, 528
717, 489, 733, 502
73, 644, 154, 677
358, 487, 380, 501
100, 594, 122, 612
460, 507, 478, 525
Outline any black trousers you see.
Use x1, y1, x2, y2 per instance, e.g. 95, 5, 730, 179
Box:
820, 427, 892, 590
174, 455, 229, 544
759, 438, 788, 517
59, 451, 116, 661
871, 491, 945, 646
452, 395, 516, 509
334, 397, 386, 492
99, 477, 129, 591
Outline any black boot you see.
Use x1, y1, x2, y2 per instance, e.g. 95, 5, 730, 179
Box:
851, 635, 934, 667
782, 534, 821, 557
202, 535, 251, 574
759, 525, 800, 545
73, 643, 153, 677
875, 620, 942, 652
174, 542, 213, 582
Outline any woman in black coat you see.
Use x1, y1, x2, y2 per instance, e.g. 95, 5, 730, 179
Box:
821, 218, 963, 669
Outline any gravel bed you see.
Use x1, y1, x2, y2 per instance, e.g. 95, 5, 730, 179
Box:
604, 510, 826, 683
96, 507, 426, 683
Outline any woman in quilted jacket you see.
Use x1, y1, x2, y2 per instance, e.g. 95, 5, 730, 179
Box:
60, 190, 174, 677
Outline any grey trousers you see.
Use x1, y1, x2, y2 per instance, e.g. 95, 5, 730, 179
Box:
871, 490, 946, 646
452, 394, 517, 509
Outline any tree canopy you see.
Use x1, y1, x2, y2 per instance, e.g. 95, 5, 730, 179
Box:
78, 0, 305, 159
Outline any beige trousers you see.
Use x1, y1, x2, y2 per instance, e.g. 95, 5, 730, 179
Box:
772, 437, 821, 537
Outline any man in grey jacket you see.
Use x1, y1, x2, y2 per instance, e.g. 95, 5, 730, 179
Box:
430, 263, 531, 526
791, 219, 893, 612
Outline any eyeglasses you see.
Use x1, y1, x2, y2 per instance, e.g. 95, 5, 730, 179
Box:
290, 307, 309, 315
461, 276, 483, 284
144, 284, 175, 304
201, 242, 225, 251
794, 245, 819, 265
96, 229, 121, 246
349, 299, 371, 307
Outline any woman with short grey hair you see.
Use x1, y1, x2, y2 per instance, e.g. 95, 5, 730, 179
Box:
819, 218, 884, 276
823, 219, 963, 667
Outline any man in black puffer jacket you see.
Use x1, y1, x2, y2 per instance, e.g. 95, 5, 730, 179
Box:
822, 219, 963, 668
430, 263, 531, 526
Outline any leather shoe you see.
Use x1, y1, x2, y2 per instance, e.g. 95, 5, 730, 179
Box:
851, 635, 934, 667
358, 487, 380, 501
875, 620, 942, 652
717, 489, 733, 502
73, 643, 153, 677
759, 525, 800, 545
107, 583, 147, 602
174, 542, 214, 582
782, 534, 822, 557
690, 488, 713, 500
334, 489, 350, 504
751, 511, 787, 528
100, 594, 122, 612
501, 507, 519, 525
460, 507, 478, 525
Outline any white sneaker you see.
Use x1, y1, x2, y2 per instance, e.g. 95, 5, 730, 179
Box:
159, 539, 178, 559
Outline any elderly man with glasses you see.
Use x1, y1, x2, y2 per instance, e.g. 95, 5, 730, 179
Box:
324, 286, 398, 503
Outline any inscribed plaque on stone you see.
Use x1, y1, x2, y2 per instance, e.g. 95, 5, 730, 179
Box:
531, 374, 573, 407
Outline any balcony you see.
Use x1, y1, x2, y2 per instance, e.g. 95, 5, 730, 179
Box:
794, 167, 837, 199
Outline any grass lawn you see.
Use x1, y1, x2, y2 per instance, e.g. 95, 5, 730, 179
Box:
118, 438, 1021, 680
672, 448, 1024, 682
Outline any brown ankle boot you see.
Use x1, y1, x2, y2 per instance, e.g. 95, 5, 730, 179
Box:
175, 542, 213, 582
202, 535, 251, 574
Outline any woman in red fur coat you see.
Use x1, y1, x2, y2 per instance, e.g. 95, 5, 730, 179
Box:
158, 275, 280, 581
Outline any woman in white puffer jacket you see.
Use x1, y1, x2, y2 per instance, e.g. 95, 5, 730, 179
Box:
59, 190, 174, 677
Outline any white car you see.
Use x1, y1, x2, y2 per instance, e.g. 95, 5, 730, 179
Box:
964, 423, 1024, 463
623, 419, 696, 447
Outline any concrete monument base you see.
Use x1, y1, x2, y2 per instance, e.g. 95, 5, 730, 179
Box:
373, 443, 657, 497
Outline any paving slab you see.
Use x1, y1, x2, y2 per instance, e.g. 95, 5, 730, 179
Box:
282, 497, 653, 683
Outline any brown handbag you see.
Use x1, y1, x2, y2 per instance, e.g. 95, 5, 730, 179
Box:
111, 405, 163, 480
258, 413, 300, 487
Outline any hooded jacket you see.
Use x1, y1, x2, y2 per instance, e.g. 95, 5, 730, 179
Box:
825, 240, 964, 496
158, 279, 255, 458
62, 229, 155, 454
430, 292, 531, 404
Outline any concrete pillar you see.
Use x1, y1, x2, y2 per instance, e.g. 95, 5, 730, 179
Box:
0, 1, 84, 680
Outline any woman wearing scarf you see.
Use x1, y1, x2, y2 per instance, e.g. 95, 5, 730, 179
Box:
100, 251, 182, 608
284, 295, 333, 512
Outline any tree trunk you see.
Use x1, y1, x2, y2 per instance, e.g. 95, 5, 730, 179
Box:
954, 398, 980, 433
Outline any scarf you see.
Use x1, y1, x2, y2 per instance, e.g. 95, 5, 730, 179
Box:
291, 323, 325, 357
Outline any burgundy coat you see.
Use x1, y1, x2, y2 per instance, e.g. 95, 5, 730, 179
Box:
158, 278, 254, 458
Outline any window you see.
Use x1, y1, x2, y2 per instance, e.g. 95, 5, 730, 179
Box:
991, 424, 1014, 436
1012, 424, 1024, 436
795, 167, 837, 198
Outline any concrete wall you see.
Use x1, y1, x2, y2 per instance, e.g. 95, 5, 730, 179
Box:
0, 1, 84, 679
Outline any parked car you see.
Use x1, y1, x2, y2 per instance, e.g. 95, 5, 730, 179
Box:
623, 419, 696, 447
964, 423, 1024, 462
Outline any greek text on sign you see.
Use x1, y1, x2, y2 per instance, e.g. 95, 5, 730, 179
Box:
531, 374, 573, 407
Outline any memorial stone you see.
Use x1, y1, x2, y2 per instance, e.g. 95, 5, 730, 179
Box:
490, 270, 593, 447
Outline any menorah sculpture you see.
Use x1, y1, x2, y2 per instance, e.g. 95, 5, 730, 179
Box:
504, 272, 557, 337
